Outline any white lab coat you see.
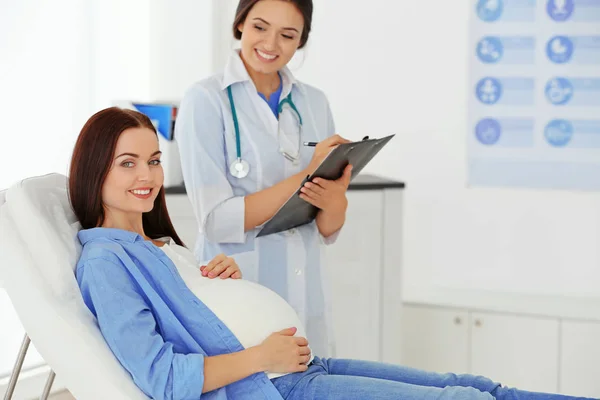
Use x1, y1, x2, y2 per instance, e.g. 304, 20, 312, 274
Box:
175, 50, 339, 357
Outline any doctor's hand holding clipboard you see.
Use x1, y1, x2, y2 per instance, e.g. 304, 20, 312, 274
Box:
299, 137, 354, 238
174, 0, 350, 357
244, 133, 352, 236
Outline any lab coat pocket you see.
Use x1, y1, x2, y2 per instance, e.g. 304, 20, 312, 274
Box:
230, 250, 258, 282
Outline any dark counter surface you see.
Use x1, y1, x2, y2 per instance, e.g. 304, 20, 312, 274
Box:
165, 174, 404, 195
345, 174, 405, 191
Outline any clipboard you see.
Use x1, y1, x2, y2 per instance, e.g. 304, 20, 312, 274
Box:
256, 134, 395, 237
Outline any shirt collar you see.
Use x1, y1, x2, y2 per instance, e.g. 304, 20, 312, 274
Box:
78, 227, 175, 247
78, 227, 143, 245
220, 49, 305, 96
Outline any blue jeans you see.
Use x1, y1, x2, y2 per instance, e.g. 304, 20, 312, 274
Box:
271, 357, 596, 400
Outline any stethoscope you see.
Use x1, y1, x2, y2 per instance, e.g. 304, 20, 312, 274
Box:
226, 85, 303, 179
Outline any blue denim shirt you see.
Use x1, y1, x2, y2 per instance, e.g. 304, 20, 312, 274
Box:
76, 227, 284, 400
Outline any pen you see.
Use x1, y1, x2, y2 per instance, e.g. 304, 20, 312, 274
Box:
304, 136, 368, 147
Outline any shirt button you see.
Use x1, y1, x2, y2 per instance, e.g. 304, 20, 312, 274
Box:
295, 269, 303, 276
288, 228, 296, 235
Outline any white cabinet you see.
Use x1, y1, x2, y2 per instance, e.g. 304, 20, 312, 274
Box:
400, 305, 469, 374
324, 191, 383, 362
470, 312, 559, 393
402, 303, 600, 398
560, 320, 600, 398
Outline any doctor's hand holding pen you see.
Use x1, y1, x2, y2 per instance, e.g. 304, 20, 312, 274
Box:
243, 134, 351, 233
304, 134, 351, 174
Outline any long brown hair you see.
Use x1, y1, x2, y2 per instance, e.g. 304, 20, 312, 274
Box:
233, 0, 313, 48
68, 107, 185, 246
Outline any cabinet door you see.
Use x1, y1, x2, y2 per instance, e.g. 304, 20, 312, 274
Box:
324, 191, 383, 362
400, 305, 469, 374
470, 312, 559, 393
380, 189, 404, 365
560, 320, 600, 398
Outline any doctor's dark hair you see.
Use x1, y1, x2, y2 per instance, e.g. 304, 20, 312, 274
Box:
68, 107, 185, 247
233, 0, 313, 48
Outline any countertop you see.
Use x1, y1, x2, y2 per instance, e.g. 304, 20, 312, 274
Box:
165, 173, 405, 195
403, 285, 600, 323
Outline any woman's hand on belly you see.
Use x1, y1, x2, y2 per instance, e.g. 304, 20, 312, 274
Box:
200, 254, 242, 279
255, 327, 312, 374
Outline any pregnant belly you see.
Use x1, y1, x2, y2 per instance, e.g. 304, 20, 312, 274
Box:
183, 277, 312, 379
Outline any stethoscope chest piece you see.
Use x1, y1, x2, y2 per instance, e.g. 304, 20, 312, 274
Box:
229, 157, 250, 179
226, 84, 302, 179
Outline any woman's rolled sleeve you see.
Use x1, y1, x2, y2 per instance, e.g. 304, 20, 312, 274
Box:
78, 258, 206, 400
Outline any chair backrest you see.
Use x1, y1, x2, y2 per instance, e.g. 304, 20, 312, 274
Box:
0, 174, 148, 400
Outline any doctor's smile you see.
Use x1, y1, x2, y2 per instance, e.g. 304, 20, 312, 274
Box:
255, 48, 279, 62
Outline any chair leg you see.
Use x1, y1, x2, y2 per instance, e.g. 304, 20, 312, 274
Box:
3, 334, 31, 400
39, 370, 56, 400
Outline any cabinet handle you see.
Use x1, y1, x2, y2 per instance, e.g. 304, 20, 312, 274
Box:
474, 319, 482, 327
454, 317, 462, 325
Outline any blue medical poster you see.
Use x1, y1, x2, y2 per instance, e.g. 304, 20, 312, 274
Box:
468, 0, 600, 190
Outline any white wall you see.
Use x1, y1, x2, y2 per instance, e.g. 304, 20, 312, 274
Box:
291, 0, 600, 298
0, 0, 94, 190
148, 0, 215, 101
90, 0, 214, 108
212, 0, 240, 72
0, 0, 94, 377
89, 0, 153, 110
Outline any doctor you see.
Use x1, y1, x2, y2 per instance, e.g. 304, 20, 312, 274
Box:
175, 0, 352, 357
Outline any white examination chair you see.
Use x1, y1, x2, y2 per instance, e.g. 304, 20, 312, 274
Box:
0, 174, 148, 399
